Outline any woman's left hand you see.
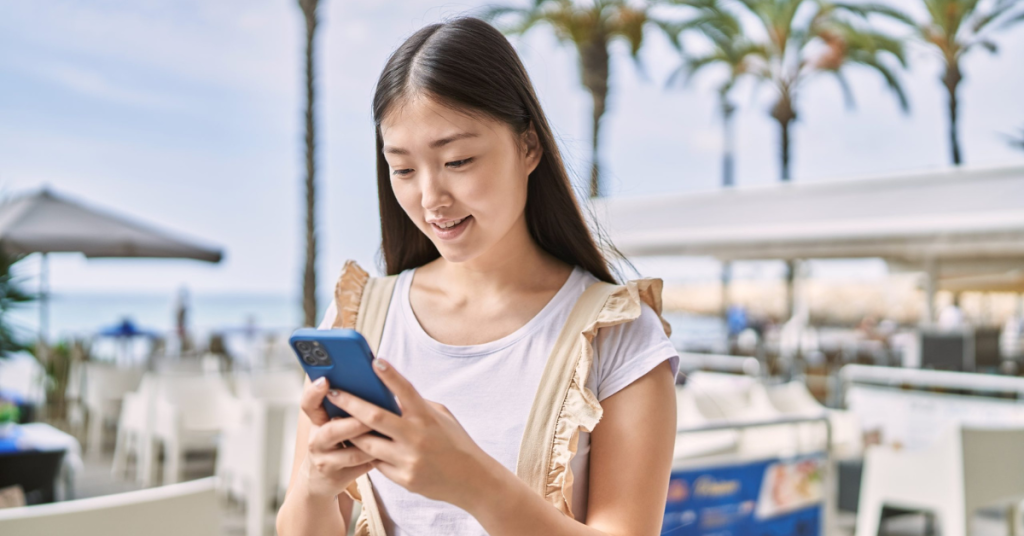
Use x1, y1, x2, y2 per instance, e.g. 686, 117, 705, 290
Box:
325, 358, 495, 509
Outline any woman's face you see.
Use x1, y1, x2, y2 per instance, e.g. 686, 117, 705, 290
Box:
380, 95, 541, 266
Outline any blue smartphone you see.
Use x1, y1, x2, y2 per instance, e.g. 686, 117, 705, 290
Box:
289, 328, 402, 420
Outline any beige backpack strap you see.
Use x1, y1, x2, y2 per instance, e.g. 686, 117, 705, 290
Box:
331, 260, 397, 536
515, 277, 669, 518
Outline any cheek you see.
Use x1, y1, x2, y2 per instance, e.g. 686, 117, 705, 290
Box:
461, 171, 525, 226
391, 180, 424, 222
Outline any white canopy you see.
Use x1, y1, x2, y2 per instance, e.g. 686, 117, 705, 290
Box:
0, 188, 222, 262
0, 188, 222, 343
593, 165, 1024, 272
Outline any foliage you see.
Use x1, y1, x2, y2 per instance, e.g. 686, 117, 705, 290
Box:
483, 0, 673, 197
700, 0, 910, 181
0, 249, 34, 358
661, 0, 766, 186
1008, 125, 1024, 151
894, 0, 1024, 164
0, 401, 19, 424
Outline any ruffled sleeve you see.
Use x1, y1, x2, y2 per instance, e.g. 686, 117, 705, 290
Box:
332, 260, 370, 330
544, 277, 670, 518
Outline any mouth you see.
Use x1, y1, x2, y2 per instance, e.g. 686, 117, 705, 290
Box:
429, 215, 473, 239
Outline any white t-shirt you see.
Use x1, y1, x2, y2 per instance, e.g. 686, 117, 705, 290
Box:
318, 266, 679, 535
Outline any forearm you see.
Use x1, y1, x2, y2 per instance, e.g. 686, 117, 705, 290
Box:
276, 460, 347, 536
463, 458, 613, 536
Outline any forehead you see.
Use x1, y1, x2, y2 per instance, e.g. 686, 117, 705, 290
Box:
380, 95, 508, 151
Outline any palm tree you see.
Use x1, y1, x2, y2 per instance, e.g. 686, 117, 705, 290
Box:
735, 0, 911, 182
661, 1, 762, 322
484, 0, 666, 197
0, 249, 33, 358
298, 0, 320, 327
663, 0, 762, 187
1008, 125, 1024, 152
898, 0, 1024, 165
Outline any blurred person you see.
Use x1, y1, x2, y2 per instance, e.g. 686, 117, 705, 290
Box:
1001, 298, 1024, 360
938, 292, 965, 329
173, 286, 192, 354
276, 17, 678, 536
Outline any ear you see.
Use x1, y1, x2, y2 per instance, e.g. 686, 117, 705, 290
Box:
521, 122, 543, 176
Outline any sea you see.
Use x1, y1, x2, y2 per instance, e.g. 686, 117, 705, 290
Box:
7, 291, 726, 362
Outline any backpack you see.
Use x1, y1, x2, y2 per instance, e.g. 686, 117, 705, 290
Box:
329, 260, 669, 535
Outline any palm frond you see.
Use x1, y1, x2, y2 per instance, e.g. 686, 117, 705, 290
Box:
997, 7, 1024, 29
831, 70, 856, 110
851, 53, 910, 112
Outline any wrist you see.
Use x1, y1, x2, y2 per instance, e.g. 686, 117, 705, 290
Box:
298, 457, 347, 503
458, 455, 523, 520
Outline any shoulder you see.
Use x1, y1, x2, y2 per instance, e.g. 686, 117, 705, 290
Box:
573, 272, 679, 400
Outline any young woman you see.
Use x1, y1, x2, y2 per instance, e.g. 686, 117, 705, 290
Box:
277, 17, 678, 536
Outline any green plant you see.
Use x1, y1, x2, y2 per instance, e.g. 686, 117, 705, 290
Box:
897, 0, 1024, 165
735, 0, 911, 182
484, 0, 672, 197
0, 248, 34, 358
662, 0, 764, 187
0, 401, 19, 424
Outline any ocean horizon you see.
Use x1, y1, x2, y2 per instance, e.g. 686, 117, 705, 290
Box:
6, 291, 725, 353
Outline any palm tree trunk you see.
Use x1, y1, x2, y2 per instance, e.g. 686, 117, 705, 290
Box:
721, 94, 736, 187
943, 62, 963, 166
300, 0, 319, 327
784, 259, 795, 320
580, 37, 609, 198
772, 92, 796, 182
590, 90, 606, 198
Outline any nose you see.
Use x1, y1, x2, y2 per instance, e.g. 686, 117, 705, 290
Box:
419, 170, 452, 213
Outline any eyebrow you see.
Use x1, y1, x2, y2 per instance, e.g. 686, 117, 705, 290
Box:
382, 132, 479, 156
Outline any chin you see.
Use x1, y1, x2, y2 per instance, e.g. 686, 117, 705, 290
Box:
434, 246, 478, 265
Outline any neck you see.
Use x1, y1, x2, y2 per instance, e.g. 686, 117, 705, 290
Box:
429, 214, 569, 296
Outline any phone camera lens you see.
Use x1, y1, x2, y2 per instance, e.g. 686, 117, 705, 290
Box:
313, 348, 327, 359
302, 353, 318, 366
297, 341, 312, 352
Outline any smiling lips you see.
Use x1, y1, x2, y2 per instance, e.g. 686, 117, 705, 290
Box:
429, 215, 472, 239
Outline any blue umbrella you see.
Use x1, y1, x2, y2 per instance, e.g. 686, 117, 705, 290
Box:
98, 318, 160, 339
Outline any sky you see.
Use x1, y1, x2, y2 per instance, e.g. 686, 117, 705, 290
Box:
1, 0, 1023, 303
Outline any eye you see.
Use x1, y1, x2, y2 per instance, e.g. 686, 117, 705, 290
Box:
392, 168, 413, 177
446, 158, 473, 168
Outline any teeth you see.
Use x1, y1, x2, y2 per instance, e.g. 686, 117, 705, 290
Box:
437, 217, 464, 229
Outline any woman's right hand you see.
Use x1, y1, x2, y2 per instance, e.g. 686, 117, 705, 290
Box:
300, 377, 377, 498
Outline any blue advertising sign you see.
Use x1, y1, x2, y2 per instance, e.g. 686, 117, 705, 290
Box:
663, 454, 825, 536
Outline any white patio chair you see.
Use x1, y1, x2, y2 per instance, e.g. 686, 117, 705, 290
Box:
278, 403, 299, 503
82, 363, 143, 455
216, 397, 297, 536
0, 477, 220, 536
111, 375, 158, 481
232, 369, 304, 405
674, 386, 739, 461
767, 380, 863, 458
150, 375, 236, 485
855, 425, 1024, 536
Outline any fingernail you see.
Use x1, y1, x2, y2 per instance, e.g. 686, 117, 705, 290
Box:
374, 358, 388, 371
328, 389, 340, 397
314, 377, 326, 387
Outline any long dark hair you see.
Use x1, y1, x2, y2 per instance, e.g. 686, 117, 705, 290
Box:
372, 16, 618, 284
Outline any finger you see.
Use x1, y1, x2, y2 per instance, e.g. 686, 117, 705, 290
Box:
312, 418, 373, 451
348, 434, 402, 465
314, 445, 377, 470
344, 461, 375, 481
372, 358, 426, 416
326, 390, 406, 439
300, 376, 331, 426
369, 459, 404, 487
